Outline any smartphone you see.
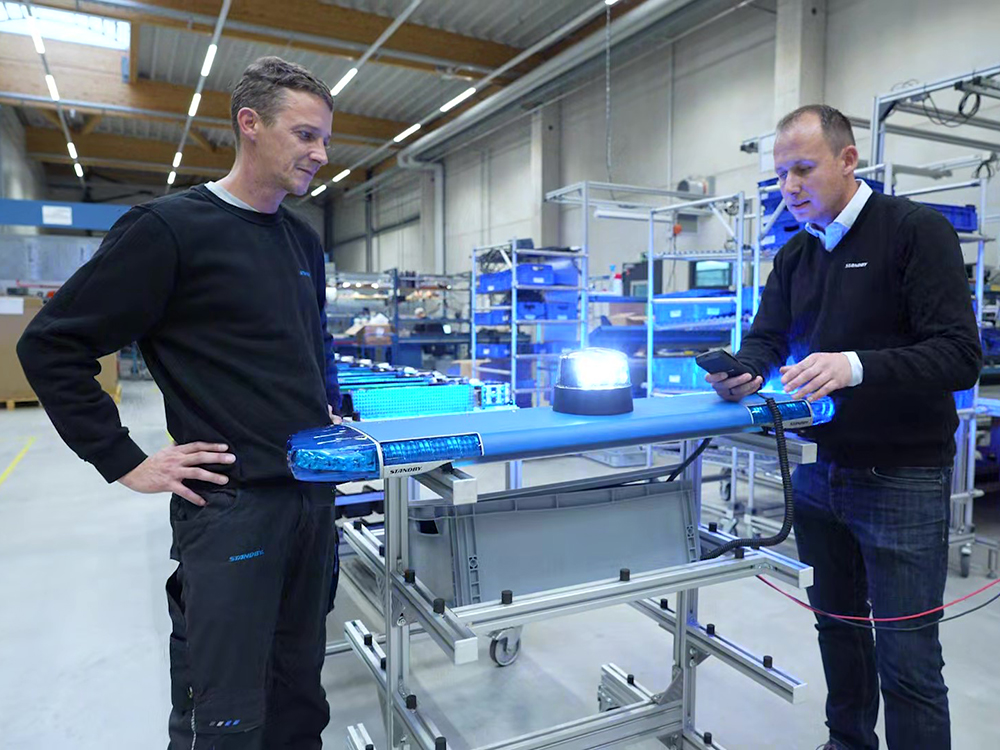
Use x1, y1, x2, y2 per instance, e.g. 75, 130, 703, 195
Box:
695, 349, 753, 379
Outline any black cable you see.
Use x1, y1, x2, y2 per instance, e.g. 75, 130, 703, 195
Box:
702, 396, 792, 560
666, 438, 712, 482
802, 589, 1000, 633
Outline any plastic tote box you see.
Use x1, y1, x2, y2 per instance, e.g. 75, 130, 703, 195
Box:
652, 357, 701, 390
476, 343, 510, 358
918, 202, 978, 233
516, 301, 546, 320
546, 302, 577, 321
477, 271, 511, 294
516, 264, 554, 286
408, 479, 700, 606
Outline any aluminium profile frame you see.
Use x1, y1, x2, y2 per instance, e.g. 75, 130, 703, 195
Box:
343, 429, 814, 750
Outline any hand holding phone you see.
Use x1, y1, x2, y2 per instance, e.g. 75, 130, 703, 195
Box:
695, 349, 762, 402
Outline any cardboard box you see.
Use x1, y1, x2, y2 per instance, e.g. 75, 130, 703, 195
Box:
0, 296, 119, 404
355, 323, 393, 346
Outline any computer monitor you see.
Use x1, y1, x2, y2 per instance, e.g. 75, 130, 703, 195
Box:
689, 260, 732, 289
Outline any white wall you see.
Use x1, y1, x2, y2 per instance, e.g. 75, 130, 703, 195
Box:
0, 105, 46, 235
348, 0, 1000, 276
443, 120, 534, 274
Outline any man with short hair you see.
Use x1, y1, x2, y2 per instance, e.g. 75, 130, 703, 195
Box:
705, 104, 981, 749
18, 56, 341, 748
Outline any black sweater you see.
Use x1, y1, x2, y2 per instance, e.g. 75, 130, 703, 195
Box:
737, 191, 981, 468
17, 185, 340, 484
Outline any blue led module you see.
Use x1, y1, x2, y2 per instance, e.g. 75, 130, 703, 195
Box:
381, 434, 483, 466
287, 425, 380, 482
746, 395, 834, 429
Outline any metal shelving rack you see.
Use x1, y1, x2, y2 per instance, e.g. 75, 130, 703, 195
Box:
643, 192, 748, 398
869, 66, 1000, 577
471, 240, 588, 407
390, 270, 471, 366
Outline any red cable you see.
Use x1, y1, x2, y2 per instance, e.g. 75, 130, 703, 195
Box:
756, 574, 1000, 622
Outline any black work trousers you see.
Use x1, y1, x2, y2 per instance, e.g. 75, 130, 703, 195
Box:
165, 482, 334, 749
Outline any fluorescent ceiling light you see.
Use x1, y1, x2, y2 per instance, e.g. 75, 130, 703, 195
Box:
393, 123, 421, 143
45, 74, 59, 101
188, 92, 201, 118
66, 142, 77, 159
330, 67, 358, 97
200, 44, 217, 77
167, 171, 176, 185
332, 168, 351, 183
440, 87, 476, 113
605, 0, 621, 5
311, 184, 328, 197
172, 151, 182, 169
73, 162, 84, 178
28, 16, 45, 54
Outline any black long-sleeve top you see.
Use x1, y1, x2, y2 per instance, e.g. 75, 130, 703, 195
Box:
737, 191, 981, 468
17, 185, 340, 484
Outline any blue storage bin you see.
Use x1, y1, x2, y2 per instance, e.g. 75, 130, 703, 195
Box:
537, 341, 577, 355
918, 202, 978, 233
546, 302, 577, 321
550, 262, 580, 287
477, 343, 510, 358
652, 357, 703, 391
516, 301, 546, 320
477, 271, 510, 293
474, 310, 510, 325
516, 264, 554, 286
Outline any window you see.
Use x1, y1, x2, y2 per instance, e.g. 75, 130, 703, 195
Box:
0, 2, 129, 50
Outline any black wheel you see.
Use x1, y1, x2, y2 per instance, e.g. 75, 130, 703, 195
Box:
960, 550, 972, 578
489, 632, 521, 667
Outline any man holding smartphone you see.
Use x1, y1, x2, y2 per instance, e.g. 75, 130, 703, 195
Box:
18, 57, 341, 748
705, 105, 980, 750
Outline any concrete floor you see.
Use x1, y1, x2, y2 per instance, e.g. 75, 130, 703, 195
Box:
1, 380, 998, 749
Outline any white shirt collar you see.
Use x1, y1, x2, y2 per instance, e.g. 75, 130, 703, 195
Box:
804, 179, 873, 251
204, 181, 261, 213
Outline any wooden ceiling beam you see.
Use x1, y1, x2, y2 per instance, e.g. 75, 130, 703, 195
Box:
0, 33, 406, 144
25, 126, 356, 185
31, 0, 520, 76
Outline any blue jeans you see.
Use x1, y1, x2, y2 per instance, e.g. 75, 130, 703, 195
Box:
793, 459, 951, 750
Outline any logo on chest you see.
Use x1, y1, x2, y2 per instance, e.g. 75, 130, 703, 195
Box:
844, 262, 868, 269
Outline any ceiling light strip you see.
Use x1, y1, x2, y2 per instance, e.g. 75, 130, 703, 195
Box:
166, 0, 232, 190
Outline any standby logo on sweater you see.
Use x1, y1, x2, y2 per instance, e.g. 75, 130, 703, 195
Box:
844, 262, 868, 269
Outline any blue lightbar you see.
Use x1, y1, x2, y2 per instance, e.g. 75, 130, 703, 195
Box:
746, 395, 834, 429
287, 425, 379, 482
381, 434, 483, 466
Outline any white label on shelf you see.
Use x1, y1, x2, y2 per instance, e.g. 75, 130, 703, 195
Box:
669, 375, 681, 384
41, 205, 73, 226
707, 307, 721, 316
0, 298, 26, 315
533, 277, 544, 284
669, 309, 682, 318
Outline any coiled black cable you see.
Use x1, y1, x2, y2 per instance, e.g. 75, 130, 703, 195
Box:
702, 396, 792, 560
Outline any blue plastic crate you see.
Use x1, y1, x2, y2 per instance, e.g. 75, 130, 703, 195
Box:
918, 202, 978, 233
652, 357, 703, 391
516, 264, 554, 286
760, 213, 803, 250
516, 301, 546, 320
550, 261, 579, 287
477, 343, 511, 358
474, 309, 510, 325
546, 302, 577, 321
477, 271, 510, 293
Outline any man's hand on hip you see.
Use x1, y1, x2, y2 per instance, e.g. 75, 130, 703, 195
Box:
328, 404, 343, 424
705, 371, 763, 402
118, 442, 236, 506
780, 352, 852, 401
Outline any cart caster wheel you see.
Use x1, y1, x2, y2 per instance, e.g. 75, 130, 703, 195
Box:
489, 629, 521, 667
960, 545, 972, 578
720, 481, 731, 503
